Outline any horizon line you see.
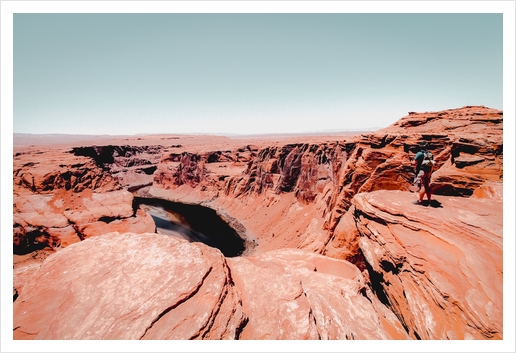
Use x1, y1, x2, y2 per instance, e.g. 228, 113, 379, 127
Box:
13, 127, 382, 138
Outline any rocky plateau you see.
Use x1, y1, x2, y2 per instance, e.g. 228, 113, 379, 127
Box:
12, 106, 503, 340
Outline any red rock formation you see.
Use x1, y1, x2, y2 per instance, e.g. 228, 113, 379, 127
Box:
13, 148, 118, 193
387, 106, 502, 134
13, 187, 155, 254
13, 232, 408, 340
227, 249, 409, 339
12, 106, 503, 341
324, 106, 502, 234
149, 141, 349, 256
148, 107, 502, 257
13, 232, 246, 340
12, 144, 167, 255
70, 145, 164, 189
331, 189, 503, 339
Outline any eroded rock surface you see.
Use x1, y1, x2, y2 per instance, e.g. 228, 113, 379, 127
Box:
148, 106, 502, 258
13, 188, 155, 254
13, 106, 502, 258
13, 232, 246, 340
69, 145, 164, 190
344, 189, 503, 340
13, 149, 118, 194
324, 106, 502, 234
13, 232, 408, 340
227, 249, 409, 339
12, 106, 503, 340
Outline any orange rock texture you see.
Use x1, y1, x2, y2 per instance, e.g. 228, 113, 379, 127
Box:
12, 106, 503, 340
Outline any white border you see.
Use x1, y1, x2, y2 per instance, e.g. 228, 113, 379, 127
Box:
2, 1, 515, 352
1, 0, 515, 14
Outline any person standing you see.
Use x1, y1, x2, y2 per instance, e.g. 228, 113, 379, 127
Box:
412, 142, 435, 205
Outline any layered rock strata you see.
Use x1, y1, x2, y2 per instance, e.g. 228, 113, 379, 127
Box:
13, 106, 502, 258
13, 188, 155, 254
348, 189, 502, 340
12, 105, 503, 340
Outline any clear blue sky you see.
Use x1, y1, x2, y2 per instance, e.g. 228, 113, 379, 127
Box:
13, 13, 503, 136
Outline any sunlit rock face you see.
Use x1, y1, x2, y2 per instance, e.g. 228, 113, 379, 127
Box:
13, 232, 246, 340
13, 189, 155, 254
324, 106, 502, 234
347, 189, 502, 340
150, 106, 502, 256
226, 248, 410, 340
13, 144, 163, 254
13, 232, 408, 340
12, 106, 503, 340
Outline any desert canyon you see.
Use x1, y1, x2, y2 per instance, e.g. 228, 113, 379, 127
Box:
12, 106, 503, 340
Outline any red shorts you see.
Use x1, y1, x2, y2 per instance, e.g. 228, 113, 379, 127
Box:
413, 170, 432, 190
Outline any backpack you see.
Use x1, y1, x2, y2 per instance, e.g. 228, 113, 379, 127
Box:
421, 150, 435, 171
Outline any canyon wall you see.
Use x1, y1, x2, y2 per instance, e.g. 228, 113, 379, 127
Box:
12, 106, 503, 340
149, 106, 502, 261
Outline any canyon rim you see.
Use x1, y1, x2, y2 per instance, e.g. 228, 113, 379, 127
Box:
11, 106, 504, 346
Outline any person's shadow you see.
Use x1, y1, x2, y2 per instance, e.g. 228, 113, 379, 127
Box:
423, 199, 443, 208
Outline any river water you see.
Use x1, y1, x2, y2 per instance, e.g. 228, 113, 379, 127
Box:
133, 197, 245, 257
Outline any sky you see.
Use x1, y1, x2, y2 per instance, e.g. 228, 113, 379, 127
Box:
12, 11, 503, 136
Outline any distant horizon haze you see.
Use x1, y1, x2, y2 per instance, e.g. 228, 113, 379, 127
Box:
12, 126, 381, 147
12, 126, 382, 137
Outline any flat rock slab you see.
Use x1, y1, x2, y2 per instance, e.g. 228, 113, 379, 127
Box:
227, 248, 409, 340
13, 232, 409, 340
13, 232, 246, 340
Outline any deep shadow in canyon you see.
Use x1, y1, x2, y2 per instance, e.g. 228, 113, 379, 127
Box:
133, 197, 246, 257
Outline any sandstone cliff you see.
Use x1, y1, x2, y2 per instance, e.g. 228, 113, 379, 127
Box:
12, 106, 503, 340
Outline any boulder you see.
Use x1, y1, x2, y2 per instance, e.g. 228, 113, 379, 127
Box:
13, 232, 246, 340
227, 249, 409, 339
